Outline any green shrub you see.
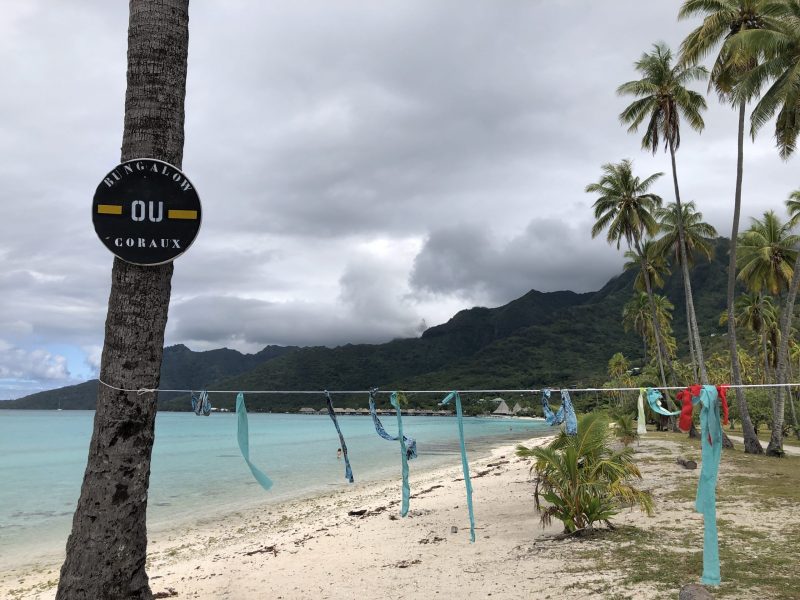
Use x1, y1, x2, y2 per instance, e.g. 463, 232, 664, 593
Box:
516, 413, 653, 534
614, 413, 639, 446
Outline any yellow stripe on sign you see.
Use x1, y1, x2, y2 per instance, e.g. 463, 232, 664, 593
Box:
97, 204, 122, 215
168, 209, 198, 220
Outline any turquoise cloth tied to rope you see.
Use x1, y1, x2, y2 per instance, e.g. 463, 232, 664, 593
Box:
541, 389, 578, 435
390, 392, 412, 517
695, 385, 722, 586
325, 390, 354, 483
235, 392, 273, 490
368, 390, 416, 517
646, 388, 681, 417
368, 390, 418, 459
440, 391, 476, 543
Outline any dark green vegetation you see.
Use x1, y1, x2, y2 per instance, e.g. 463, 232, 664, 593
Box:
2, 240, 735, 413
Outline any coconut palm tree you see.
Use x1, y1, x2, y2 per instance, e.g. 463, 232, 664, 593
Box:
737, 210, 799, 295
654, 201, 718, 265
679, 0, 773, 455
623, 292, 677, 366
739, 209, 800, 456
57, 1, 190, 597
769, 192, 800, 454
618, 42, 709, 385
728, 1, 800, 157
608, 352, 630, 380
724, 291, 779, 383
623, 240, 671, 292
654, 201, 718, 378
587, 160, 670, 386
623, 291, 652, 360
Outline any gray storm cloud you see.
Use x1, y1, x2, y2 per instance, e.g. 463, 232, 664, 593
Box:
410, 218, 623, 303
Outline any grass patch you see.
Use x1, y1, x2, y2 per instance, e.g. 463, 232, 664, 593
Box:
571, 523, 799, 599
562, 434, 800, 598
664, 482, 696, 502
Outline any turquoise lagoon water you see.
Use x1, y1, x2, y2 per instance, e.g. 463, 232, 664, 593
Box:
0, 409, 553, 568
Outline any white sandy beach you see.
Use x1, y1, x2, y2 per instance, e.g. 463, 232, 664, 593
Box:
4, 433, 799, 600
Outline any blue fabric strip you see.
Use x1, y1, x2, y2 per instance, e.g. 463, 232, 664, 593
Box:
441, 391, 476, 543
696, 385, 722, 586
541, 389, 578, 435
191, 390, 211, 416
325, 391, 354, 483
389, 392, 411, 517
646, 387, 681, 416
368, 390, 417, 459
235, 392, 273, 490
562, 391, 578, 436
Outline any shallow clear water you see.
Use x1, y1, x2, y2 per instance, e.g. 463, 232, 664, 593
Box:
0, 409, 553, 567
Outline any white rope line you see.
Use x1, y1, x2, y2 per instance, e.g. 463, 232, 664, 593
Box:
96, 378, 800, 396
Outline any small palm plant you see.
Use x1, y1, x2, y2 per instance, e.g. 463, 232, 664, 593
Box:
516, 413, 654, 534
614, 413, 639, 447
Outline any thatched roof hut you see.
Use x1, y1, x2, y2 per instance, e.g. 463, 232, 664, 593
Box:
492, 399, 512, 416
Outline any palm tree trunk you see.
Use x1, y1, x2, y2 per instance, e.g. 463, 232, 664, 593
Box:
635, 238, 668, 389
762, 332, 771, 384
686, 293, 698, 381
727, 101, 763, 454
668, 140, 707, 384
768, 252, 800, 455
786, 360, 800, 439
56, 2, 190, 598
683, 262, 698, 380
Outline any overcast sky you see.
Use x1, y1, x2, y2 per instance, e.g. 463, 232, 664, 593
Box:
1, 0, 798, 398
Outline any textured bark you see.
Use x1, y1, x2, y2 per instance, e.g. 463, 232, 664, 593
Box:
687, 311, 698, 381
727, 102, 763, 455
769, 252, 800, 456
788, 361, 800, 439
57, 2, 189, 598
668, 140, 708, 385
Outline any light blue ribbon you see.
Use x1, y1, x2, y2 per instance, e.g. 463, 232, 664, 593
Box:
646, 388, 681, 416
325, 391, 354, 483
696, 385, 722, 586
368, 390, 418, 459
390, 392, 412, 517
235, 392, 272, 490
441, 391, 475, 543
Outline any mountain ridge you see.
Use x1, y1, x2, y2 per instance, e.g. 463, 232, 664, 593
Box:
1, 238, 734, 411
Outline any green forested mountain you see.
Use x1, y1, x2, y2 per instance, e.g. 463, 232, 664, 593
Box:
1, 344, 296, 410
2, 239, 735, 412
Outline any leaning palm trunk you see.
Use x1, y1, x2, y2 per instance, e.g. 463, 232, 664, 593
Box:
635, 239, 669, 388
682, 257, 699, 380
668, 139, 707, 384
727, 102, 763, 454
770, 252, 800, 455
685, 291, 698, 380
56, 2, 190, 598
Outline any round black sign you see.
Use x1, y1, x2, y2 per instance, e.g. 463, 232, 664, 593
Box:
92, 158, 202, 265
